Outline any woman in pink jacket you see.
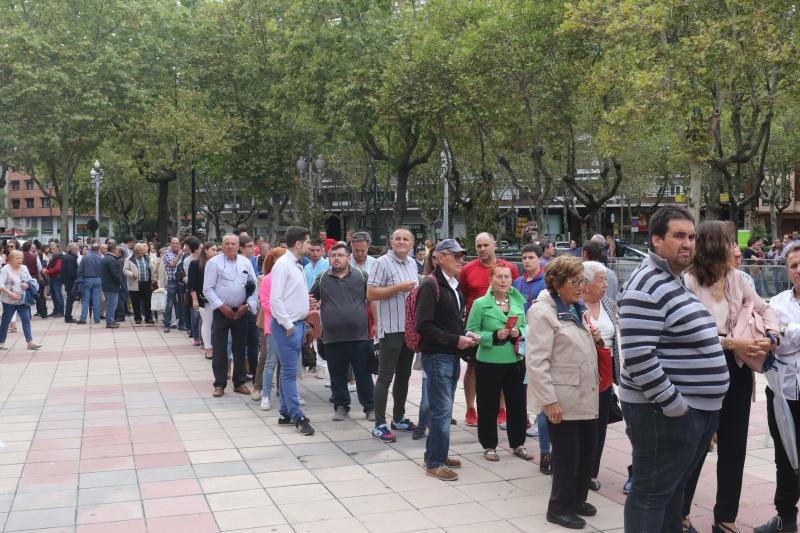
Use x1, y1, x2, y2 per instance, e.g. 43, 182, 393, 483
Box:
681, 220, 778, 533
258, 247, 287, 411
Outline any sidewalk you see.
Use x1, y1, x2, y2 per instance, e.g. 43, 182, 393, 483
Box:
0, 317, 780, 532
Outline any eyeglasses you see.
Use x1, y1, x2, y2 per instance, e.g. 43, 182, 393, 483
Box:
440, 253, 465, 261
568, 277, 588, 287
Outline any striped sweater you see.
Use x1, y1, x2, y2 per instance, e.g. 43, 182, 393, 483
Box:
619, 252, 729, 416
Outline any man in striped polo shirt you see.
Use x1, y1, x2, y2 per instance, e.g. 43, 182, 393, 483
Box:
367, 228, 419, 442
619, 206, 729, 533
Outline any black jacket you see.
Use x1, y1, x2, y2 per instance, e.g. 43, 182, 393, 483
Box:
416, 266, 466, 356
61, 252, 78, 284
100, 254, 123, 293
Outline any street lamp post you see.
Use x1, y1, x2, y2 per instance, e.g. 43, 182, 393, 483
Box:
296, 145, 325, 233
89, 160, 104, 238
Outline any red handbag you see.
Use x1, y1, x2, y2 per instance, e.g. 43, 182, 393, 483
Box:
586, 316, 613, 391
597, 345, 613, 392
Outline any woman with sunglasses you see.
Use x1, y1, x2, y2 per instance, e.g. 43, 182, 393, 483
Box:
526, 255, 601, 530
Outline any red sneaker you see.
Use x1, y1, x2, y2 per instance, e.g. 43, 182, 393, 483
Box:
497, 408, 507, 428
465, 407, 478, 427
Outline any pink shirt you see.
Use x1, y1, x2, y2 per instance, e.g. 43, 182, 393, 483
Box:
259, 273, 274, 335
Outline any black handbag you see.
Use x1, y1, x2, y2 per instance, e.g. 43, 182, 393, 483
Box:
608, 389, 623, 424
301, 342, 316, 368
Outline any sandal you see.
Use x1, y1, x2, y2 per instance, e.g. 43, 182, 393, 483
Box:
483, 448, 499, 462
513, 446, 534, 461
204, 350, 213, 360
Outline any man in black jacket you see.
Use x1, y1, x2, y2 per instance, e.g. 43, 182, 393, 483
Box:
61, 243, 79, 323
415, 239, 477, 482
100, 244, 123, 329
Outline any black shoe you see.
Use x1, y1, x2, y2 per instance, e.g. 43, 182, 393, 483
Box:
64, 318, 74, 323
76, 320, 87, 325
145, 319, 155, 324
163, 326, 170, 333
277, 415, 293, 425
39, 315, 48, 319
546, 512, 586, 530
99, 314, 105, 320
134, 319, 142, 324
755, 516, 799, 533
50, 313, 63, 318
575, 501, 597, 517
295, 417, 315, 435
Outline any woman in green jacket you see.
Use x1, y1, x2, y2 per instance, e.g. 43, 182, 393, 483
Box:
466, 263, 532, 461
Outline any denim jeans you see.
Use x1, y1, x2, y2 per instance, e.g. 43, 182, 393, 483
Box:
50, 278, 64, 315
325, 340, 375, 414
104, 292, 119, 324
164, 279, 180, 327
537, 411, 551, 453
623, 402, 719, 533
80, 277, 102, 323
0, 303, 32, 342
246, 312, 259, 376
261, 334, 279, 399
272, 318, 306, 422
418, 373, 430, 430
190, 308, 201, 341
422, 352, 460, 468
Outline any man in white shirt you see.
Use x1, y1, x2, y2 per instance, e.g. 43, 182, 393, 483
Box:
203, 234, 258, 398
350, 231, 376, 276
761, 243, 800, 533
270, 226, 315, 436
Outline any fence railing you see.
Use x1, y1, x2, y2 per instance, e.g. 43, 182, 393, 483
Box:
610, 258, 790, 300
490, 256, 791, 301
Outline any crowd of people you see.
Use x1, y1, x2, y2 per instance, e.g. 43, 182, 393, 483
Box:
6, 210, 800, 532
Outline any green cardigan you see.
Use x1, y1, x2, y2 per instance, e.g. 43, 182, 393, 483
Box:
466, 286, 527, 364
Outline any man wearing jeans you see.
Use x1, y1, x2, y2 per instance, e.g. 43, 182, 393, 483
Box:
43, 242, 65, 317
310, 242, 374, 421
162, 237, 183, 333
100, 244, 123, 329
415, 239, 476, 481
77, 243, 103, 324
270, 226, 314, 436
619, 206, 729, 532
367, 228, 419, 442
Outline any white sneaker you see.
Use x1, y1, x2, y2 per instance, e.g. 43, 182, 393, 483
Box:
260, 396, 272, 411
348, 382, 357, 392
299, 397, 306, 406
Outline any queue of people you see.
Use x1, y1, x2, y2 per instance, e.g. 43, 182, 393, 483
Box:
9, 211, 800, 533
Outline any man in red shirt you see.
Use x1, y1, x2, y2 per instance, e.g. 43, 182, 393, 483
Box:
319, 230, 337, 254
460, 232, 519, 427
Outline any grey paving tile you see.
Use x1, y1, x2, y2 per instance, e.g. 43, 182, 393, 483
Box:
79, 469, 138, 488
4, 506, 75, 531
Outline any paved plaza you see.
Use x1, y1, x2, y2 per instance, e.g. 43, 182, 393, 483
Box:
0, 318, 782, 532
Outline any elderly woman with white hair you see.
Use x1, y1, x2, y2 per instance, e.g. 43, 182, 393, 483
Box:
581, 260, 620, 492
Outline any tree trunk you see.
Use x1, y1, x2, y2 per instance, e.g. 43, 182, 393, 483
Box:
688, 158, 704, 223
157, 180, 170, 244
60, 174, 71, 242
392, 166, 409, 229
706, 167, 722, 220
